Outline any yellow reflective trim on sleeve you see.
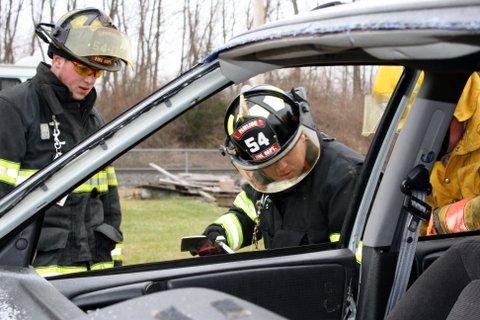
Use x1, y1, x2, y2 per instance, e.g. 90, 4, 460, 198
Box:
73, 170, 109, 193
35, 265, 88, 277
355, 241, 364, 264
91, 262, 114, 270
106, 166, 118, 186
0, 159, 20, 170
214, 213, 243, 250
0, 159, 20, 185
233, 191, 257, 221
16, 169, 38, 185
329, 233, 340, 242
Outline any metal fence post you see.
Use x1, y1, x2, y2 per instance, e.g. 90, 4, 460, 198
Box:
185, 150, 189, 174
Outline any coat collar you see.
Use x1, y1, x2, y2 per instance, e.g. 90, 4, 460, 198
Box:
32, 62, 97, 115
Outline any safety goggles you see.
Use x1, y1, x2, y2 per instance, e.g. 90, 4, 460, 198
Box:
71, 60, 104, 78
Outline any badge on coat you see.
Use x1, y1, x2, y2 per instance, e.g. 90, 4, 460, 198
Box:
40, 123, 50, 140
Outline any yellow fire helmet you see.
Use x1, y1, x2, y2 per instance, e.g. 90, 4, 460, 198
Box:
35, 7, 132, 72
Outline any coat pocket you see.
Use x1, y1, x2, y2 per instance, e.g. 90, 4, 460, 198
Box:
37, 227, 69, 251
457, 163, 480, 197
271, 229, 307, 249
94, 223, 123, 243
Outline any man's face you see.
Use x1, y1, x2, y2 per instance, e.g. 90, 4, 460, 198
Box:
51, 55, 99, 100
262, 133, 308, 181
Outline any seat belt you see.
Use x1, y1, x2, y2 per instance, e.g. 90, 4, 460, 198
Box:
384, 165, 431, 317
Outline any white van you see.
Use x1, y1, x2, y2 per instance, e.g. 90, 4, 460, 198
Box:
0, 54, 45, 90
0, 64, 36, 90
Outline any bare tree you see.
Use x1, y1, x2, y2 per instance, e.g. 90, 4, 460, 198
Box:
291, 0, 299, 14
179, 1, 187, 74
252, 0, 265, 27
152, 0, 162, 90
47, 0, 56, 23
28, 0, 46, 56
1, 0, 25, 63
182, 0, 219, 69
0, 0, 377, 151
66, 0, 77, 11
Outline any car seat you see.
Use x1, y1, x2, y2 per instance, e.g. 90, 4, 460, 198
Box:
387, 236, 480, 320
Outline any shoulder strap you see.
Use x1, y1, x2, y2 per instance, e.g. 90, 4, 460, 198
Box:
384, 165, 431, 317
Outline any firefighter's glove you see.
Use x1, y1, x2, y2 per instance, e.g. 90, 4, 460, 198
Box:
189, 226, 227, 256
197, 232, 224, 256
432, 196, 480, 234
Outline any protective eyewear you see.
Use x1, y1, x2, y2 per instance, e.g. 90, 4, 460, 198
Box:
71, 61, 104, 78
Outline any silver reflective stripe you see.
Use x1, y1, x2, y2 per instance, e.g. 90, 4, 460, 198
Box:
106, 166, 118, 186
0, 167, 19, 184
16, 169, 38, 185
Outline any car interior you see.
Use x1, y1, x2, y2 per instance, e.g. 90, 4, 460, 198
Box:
0, 1, 479, 319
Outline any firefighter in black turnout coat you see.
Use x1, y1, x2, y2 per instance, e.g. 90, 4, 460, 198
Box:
201, 85, 363, 252
0, 8, 132, 276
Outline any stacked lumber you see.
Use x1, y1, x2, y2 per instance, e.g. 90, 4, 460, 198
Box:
137, 163, 240, 207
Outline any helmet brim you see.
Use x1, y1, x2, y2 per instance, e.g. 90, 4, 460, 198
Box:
63, 27, 132, 71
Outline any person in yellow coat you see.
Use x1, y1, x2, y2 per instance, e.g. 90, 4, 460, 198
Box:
426, 72, 480, 234
372, 66, 480, 235
370, 65, 424, 131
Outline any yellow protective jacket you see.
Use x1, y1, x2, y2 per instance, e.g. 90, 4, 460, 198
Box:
427, 73, 480, 232
371, 66, 424, 130
372, 67, 480, 234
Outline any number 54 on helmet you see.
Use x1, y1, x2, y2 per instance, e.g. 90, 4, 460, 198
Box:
221, 85, 320, 193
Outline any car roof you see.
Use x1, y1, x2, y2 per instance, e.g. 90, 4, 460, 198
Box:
206, 0, 480, 83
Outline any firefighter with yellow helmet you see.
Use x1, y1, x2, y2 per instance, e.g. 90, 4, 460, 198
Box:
196, 85, 363, 253
0, 8, 132, 275
372, 67, 480, 235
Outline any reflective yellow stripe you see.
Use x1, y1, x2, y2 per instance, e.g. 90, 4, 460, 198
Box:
227, 115, 235, 135
91, 262, 114, 270
13, 167, 112, 193
73, 170, 108, 193
35, 265, 88, 277
0, 159, 20, 185
36, 262, 115, 276
106, 166, 118, 186
233, 191, 257, 221
329, 233, 340, 242
16, 169, 37, 185
355, 241, 364, 264
214, 213, 243, 250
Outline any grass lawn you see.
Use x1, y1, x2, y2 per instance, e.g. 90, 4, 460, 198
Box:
120, 197, 226, 265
